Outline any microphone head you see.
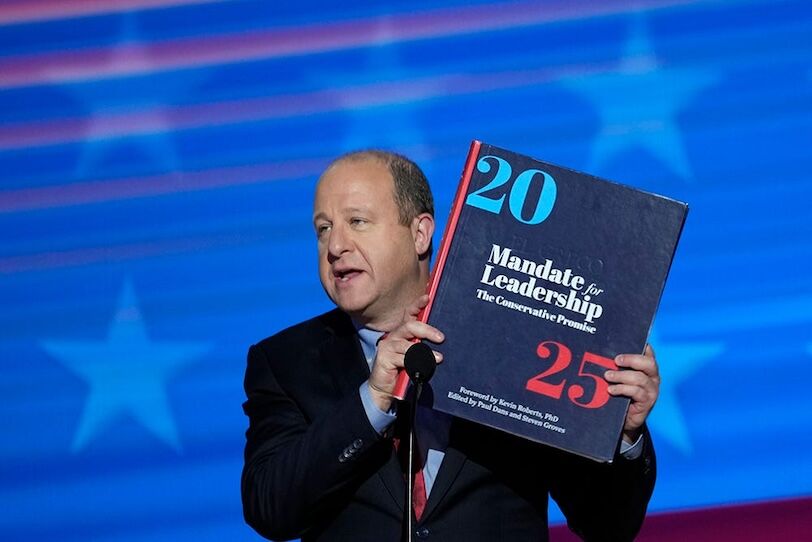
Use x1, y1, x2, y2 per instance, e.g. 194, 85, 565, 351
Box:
404, 342, 436, 384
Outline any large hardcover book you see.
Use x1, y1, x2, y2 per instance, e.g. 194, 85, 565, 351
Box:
415, 141, 687, 462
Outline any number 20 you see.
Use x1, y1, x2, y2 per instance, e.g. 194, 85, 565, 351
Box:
465, 155, 557, 225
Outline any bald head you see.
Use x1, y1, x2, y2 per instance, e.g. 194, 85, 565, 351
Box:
324, 150, 434, 227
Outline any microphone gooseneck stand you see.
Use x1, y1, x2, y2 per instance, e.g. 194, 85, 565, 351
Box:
402, 341, 437, 542
406, 379, 420, 542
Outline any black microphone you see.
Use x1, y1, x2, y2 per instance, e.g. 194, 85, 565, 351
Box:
404, 341, 436, 384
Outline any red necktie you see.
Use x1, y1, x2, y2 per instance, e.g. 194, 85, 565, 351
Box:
411, 441, 428, 521
394, 415, 428, 521
412, 476, 427, 520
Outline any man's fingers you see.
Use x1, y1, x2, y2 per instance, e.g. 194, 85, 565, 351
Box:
605, 369, 650, 388
377, 336, 444, 366
609, 345, 661, 433
614, 353, 658, 377
380, 338, 415, 356
380, 342, 444, 363
608, 383, 652, 404
606, 369, 657, 398
387, 319, 444, 344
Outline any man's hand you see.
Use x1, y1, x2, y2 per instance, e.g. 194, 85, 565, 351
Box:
606, 344, 660, 444
367, 294, 444, 412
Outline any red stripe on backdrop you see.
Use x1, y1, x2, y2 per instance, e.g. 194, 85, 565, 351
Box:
550, 496, 812, 542
0, 0, 696, 89
0, 0, 223, 26
0, 158, 329, 213
0, 65, 613, 151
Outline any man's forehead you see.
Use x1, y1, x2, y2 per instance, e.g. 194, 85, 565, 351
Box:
313, 157, 396, 214
322, 155, 390, 181
316, 158, 393, 195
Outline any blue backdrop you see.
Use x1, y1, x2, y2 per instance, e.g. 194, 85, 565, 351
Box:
1, 1, 810, 540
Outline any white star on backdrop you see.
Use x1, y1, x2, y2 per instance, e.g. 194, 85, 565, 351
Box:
646, 333, 724, 454
323, 17, 433, 158
42, 280, 209, 452
49, 14, 198, 180
562, 13, 717, 180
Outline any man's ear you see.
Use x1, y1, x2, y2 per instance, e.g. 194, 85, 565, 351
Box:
411, 213, 435, 257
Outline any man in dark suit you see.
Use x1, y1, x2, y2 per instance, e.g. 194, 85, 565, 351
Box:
242, 150, 658, 541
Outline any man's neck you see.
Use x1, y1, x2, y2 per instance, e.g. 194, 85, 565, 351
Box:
351, 312, 401, 333
350, 270, 430, 331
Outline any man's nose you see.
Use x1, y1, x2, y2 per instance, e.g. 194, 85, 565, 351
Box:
327, 223, 352, 258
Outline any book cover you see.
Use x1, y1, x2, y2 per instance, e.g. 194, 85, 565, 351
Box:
416, 140, 687, 462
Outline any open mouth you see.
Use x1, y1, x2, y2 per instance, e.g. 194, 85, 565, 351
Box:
333, 268, 362, 283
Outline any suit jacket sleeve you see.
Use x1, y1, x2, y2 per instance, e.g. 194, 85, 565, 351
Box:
241, 334, 389, 541
548, 426, 656, 541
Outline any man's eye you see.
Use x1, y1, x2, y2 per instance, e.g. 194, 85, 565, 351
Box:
350, 218, 367, 227
316, 224, 331, 236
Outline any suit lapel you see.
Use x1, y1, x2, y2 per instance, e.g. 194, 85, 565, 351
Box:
377, 453, 407, 512
319, 310, 406, 512
319, 311, 369, 399
421, 445, 466, 521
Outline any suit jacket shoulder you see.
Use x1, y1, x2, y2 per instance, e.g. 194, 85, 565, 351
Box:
252, 308, 354, 360
245, 308, 371, 425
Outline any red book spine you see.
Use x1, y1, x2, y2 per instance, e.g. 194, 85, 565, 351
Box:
392, 140, 482, 400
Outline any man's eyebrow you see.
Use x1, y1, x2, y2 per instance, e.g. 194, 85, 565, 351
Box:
346, 206, 372, 215
313, 206, 376, 223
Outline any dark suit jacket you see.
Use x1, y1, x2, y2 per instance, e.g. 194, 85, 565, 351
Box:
242, 309, 655, 542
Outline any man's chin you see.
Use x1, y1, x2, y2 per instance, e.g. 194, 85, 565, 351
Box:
332, 296, 371, 319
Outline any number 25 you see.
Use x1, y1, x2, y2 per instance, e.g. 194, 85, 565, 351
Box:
525, 341, 617, 409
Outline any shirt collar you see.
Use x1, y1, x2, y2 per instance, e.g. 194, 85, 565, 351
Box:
353, 321, 385, 367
